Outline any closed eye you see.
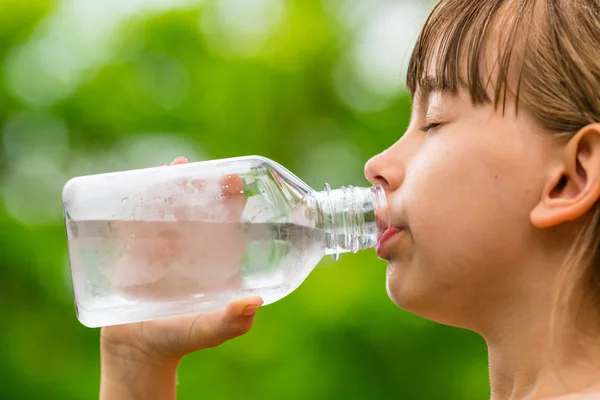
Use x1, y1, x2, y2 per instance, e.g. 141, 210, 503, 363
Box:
419, 122, 441, 132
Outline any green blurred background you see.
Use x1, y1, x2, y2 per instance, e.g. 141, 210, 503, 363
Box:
0, 0, 489, 398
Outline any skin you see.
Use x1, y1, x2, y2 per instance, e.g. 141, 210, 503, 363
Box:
108, 162, 248, 299
100, 33, 600, 400
100, 296, 263, 400
100, 157, 263, 400
364, 83, 600, 397
101, 119, 600, 400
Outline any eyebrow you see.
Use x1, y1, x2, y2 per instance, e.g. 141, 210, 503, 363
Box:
415, 75, 444, 105
414, 75, 439, 103
424, 75, 439, 93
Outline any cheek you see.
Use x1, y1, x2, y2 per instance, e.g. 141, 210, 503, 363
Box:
399, 137, 537, 287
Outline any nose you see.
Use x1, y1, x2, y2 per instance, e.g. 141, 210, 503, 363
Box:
364, 146, 405, 192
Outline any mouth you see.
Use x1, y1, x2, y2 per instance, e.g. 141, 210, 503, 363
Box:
375, 215, 406, 259
376, 227, 404, 257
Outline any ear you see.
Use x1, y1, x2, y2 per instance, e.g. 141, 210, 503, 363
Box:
531, 123, 600, 228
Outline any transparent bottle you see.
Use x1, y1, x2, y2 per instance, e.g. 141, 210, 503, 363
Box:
63, 155, 389, 327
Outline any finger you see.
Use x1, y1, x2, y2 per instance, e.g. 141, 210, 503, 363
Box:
176, 174, 247, 221
170, 156, 189, 165
224, 296, 264, 318
219, 174, 247, 221
220, 174, 245, 197
186, 296, 264, 351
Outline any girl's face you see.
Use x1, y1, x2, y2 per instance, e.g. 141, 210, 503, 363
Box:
365, 83, 557, 328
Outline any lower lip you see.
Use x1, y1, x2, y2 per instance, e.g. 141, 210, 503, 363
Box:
376, 227, 403, 257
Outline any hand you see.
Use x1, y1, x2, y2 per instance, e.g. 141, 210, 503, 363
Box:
100, 295, 263, 400
100, 294, 263, 362
101, 156, 262, 359
99, 156, 263, 399
104, 156, 250, 300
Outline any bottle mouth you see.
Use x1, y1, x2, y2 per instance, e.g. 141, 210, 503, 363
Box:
371, 184, 390, 238
319, 183, 390, 260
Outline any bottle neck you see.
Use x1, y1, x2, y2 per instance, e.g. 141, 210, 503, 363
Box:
310, 184, 389, 260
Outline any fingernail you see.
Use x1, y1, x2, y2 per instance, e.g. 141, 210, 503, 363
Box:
242, 305, 260, 316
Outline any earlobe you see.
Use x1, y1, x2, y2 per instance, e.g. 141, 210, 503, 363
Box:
530, 123, 600, 229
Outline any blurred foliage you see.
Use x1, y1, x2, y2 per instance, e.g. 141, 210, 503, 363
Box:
0, 0, 489, 399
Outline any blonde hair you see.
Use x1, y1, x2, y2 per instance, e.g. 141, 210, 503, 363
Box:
406, 0, 600, 326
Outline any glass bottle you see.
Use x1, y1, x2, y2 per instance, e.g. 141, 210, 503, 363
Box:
62, 155, 389, 327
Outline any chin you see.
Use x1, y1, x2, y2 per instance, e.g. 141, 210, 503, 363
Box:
385, 263, 468, 328
385, 262, 422, 312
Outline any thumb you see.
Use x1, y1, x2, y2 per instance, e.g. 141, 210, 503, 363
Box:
187, 296, 264, 351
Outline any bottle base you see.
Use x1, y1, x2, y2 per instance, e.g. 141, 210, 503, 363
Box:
75, 284, 295, 327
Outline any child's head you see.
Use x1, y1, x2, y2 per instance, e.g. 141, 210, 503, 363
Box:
365, 0, 600, 332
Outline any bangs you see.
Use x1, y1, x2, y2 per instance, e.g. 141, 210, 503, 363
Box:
406, 0, 537, 113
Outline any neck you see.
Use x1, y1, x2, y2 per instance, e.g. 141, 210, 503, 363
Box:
482, 272, 600, 400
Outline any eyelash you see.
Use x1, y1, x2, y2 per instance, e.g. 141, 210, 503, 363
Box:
419, 122, 441, 132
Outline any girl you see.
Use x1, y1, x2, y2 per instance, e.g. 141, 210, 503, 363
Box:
99, 0, 600, 398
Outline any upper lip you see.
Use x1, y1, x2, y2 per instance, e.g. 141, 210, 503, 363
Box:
376, 214, 406, 242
